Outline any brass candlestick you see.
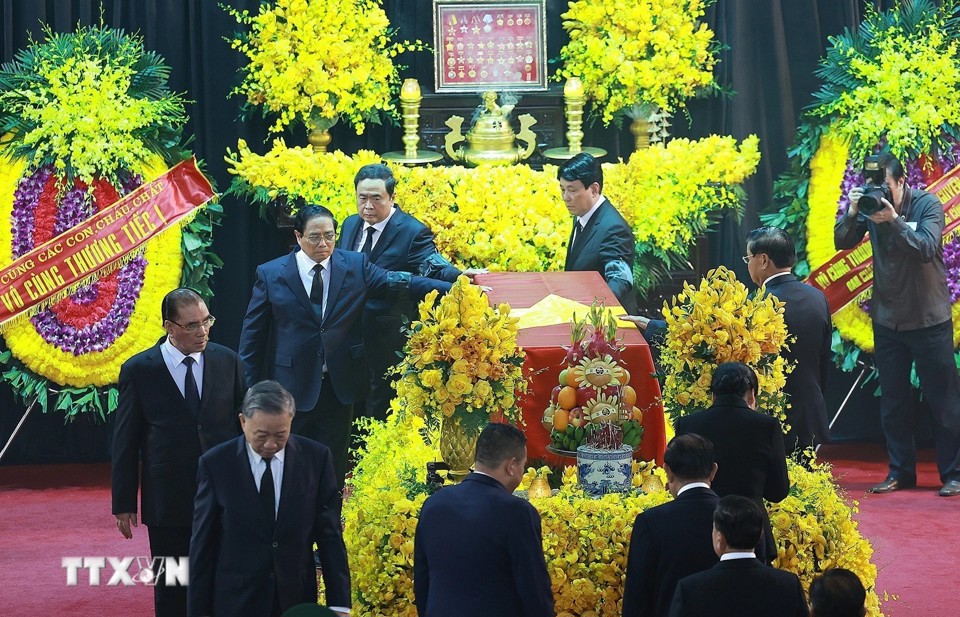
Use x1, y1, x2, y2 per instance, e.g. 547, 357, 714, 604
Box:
544, 77, 606, 161
382, 79, 442, 165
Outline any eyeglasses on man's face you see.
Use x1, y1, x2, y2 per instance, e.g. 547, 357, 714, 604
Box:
741, 254, 753, 264
169, 315, 216, 333
301, 232, 337, 245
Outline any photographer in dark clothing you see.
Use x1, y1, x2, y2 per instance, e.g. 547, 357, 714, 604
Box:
836, 154, 960, 497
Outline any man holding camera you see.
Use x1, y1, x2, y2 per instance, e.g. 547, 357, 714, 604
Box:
836, 154, 960, 497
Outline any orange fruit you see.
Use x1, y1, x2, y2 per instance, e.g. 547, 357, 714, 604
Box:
620, 368, 631, 384
565, 368, 579, 387
557, 386, 577, 410
633, 406, 643, 423
553, 408, 569, 432
623, 385, 637, 407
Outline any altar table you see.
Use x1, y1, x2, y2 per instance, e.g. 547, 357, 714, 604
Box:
477, 271, 666, 465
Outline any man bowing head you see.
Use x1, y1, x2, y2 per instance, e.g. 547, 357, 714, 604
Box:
188, 381, 350, 617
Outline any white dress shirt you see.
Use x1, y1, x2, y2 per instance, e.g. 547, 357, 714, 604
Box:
160, 337, 203, 398
577, 194, 606, 229
720, 551, 757, 561
295, 249, 332, 317
676, 481, 711, 496
245, 441, 285, 517
244, 441, 351, 615
762, 271, 792, 286
353, 207, 397, 252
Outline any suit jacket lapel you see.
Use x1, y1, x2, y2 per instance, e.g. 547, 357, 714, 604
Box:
198, 345, 216, 417
280, 251, 323, 327
370, 209, 403, 263
567, 200, 608, 268
322, 250, 348, 325
340, 216, 361, 251
276, 436, 301, 525
145, 338, 192, 410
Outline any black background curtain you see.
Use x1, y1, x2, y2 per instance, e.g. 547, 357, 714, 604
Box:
0, 1, 896, 463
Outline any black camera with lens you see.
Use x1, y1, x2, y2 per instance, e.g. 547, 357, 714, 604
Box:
858, 155, 891, 215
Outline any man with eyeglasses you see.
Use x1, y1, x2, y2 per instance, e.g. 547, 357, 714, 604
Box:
339, 163, 484, 424
112, 287, 245, 617
745, 226, 832, 454
240, 205, 453, 490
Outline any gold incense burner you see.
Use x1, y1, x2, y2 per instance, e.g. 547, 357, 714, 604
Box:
445, 91, 538, 167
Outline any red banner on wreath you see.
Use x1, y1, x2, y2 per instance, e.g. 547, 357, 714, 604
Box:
807, 162, 960, 314
0, 158, 215, 330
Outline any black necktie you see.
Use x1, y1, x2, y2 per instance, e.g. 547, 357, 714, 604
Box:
573, 221, 584, 246
182, 356, 200, 418
360, 226, 375, 256
260, 457, 275, 526
310, 264, 324, 319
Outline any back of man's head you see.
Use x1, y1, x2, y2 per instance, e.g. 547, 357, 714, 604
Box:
809, 569, 867, 617
663, 433, 716, 488
709, 362, 759, 399
713, 495, 764, 552
474, 422, 526, 469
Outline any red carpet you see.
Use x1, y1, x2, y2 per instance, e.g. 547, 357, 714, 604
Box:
0, 445, 955, 616
818, 443, 960, 617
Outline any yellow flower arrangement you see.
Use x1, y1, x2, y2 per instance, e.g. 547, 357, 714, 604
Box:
558, 0, 720, 124
343, 413, 881, 616
392, 276, 526, 435
0, 25, 187, 184
225, 135, 760, 287
0, 26, 218, 417
659, 266, 792, 423
810, 5, 960, 162
226, 0, 423, 134
805, 129, 877, 352
766, 2, 960, 370
770, 458, 881, 616
605, 135, 761, 254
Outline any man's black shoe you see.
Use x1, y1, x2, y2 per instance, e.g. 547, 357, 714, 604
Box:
939, 480, 960, 497
869, 476, 915, 494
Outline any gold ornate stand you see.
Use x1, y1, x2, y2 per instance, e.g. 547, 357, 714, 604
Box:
544, 77, 606, 161
382, 79, 443, 165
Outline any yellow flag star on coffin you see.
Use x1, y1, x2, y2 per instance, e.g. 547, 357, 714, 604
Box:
510, 294, 635, 330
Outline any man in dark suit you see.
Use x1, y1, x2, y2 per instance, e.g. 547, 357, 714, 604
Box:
239, 205, 452, 488
338, 163, 477, 422
674, 362, 790, 565
558, 152, 639, 314
623, 434, 720, 617
112, 288, 245, 617
668, 495, 808, 617
746, 226, 832, 452
188, 380, 350, 617
414, 423, 554, 617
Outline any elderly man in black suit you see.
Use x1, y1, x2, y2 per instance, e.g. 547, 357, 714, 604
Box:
668, 495, 808, 617
622, 434, 720, 617
414, 423, 554, 617
745, 226, 832, 453
239, 205, 452, 488
674, 362, 790, 565
112, 288, 245, 617
188, 380, 350, 617
338, 163, 481, 422
558, 152, 639, 314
